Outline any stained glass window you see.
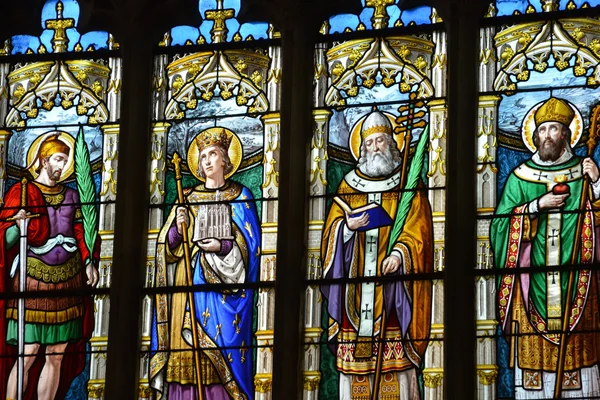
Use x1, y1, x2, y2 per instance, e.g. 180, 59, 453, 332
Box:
479, 1, 600, 398
0, 0, 120, 398
304, 2, 447, 398
139, 0, 280, 398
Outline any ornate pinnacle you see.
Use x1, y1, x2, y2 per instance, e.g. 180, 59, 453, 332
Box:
45, 1, 75, 53
542, 0, 559, 12
205, 0, 235, 43
365, 0, 395, 29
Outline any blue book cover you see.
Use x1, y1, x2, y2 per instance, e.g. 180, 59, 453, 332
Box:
334, 196, 394, 231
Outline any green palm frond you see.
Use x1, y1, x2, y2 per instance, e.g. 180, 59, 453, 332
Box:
387, 125, 429, 254
75, 126, 98, 256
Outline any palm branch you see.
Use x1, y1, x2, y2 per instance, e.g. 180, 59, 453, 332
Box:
75, 126, 98, 257
387, 125, 429, 254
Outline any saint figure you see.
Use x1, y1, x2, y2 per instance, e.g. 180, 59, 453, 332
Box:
321, 110, 433, 399
491, 97, 600, 397
0, 132, 99, 400
151, 127, 260, 400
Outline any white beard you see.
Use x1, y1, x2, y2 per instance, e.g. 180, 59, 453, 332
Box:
358, 149, 398, 178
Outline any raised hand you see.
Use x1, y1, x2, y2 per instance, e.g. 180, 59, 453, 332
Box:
583, 157, 600, 182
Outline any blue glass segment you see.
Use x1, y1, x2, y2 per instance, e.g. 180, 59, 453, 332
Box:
490, 0, 600, 16
324, 1, 436, 34
163, 0, 273, 45
5, 0, 113, 55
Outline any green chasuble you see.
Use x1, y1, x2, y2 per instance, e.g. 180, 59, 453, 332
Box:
491, 156, 594, 333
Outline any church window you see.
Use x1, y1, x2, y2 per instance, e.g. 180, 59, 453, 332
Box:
305, 1, 447, 398
140, 1, 281, 398
480, 0, 600, 398
0, 0, 120, 398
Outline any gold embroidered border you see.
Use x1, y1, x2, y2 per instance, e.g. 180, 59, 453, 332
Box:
26, 253, 81, 283
6, 303, 84, 324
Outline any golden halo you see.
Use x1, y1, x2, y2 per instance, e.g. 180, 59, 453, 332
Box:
26, 131, 75, 182
521, 100, 583, 153
187, 127, 243, 182
349, 111, 404, 161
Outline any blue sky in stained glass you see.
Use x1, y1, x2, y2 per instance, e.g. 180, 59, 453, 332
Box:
493, 0, 600, 16
327, 1, 434, 33
166, 0, 270, 45
9, 0, 111, 55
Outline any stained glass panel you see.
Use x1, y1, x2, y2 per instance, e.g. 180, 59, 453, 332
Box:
0, 1, 120, 398
0, 0, 116, 55
141, 1, 281, 396
158, 0, 275, 46
485, 0, 600, 17
321, 1, 441, 35
479, 4, 600, 398
304, 22, 447, 398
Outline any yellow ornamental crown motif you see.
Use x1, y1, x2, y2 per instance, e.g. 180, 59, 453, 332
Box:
361, 124, 393, 139
361, 110, 393, 139
196, 128, 232, 153
534, 97, 575, 127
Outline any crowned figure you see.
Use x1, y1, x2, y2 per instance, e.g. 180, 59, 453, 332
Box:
150, 127, 260, 400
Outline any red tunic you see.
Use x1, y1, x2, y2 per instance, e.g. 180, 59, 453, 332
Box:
0, 181, 97, 399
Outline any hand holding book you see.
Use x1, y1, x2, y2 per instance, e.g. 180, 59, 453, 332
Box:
335, 196, 394, 232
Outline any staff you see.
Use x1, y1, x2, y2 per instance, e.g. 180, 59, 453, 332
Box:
554, 104, 600, 397
172, 153, 204, 400
373, 95, 427, 399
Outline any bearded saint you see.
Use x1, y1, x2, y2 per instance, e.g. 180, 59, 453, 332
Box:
321, 110, 433, 399
0, 133, 99, 400
150, 128, 260, 400
491, 97, 600, 397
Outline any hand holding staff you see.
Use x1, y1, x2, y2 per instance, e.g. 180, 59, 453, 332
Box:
172, 153, 204, 400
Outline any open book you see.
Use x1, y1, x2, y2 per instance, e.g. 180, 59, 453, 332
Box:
334, 196, 394, 231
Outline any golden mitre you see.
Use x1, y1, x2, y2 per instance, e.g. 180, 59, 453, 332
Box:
534, 97, 574, 127
361, 109, 393, 140
195, 128, 232, 153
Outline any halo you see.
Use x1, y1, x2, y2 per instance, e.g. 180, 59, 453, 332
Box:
521, 100, 583, 153
187, 127, 243, 182
26, 131, 76, 182
349, 111, 404, 161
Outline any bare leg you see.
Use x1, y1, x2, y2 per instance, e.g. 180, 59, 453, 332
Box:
6, 343, 41, 400
37, 342, 68, 400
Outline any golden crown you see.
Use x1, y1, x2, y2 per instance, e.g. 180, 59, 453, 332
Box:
534, 97, 575, 127
195, 128, 232, 153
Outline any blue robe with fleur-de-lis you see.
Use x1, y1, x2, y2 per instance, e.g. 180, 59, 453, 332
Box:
191, 185, 260, 399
